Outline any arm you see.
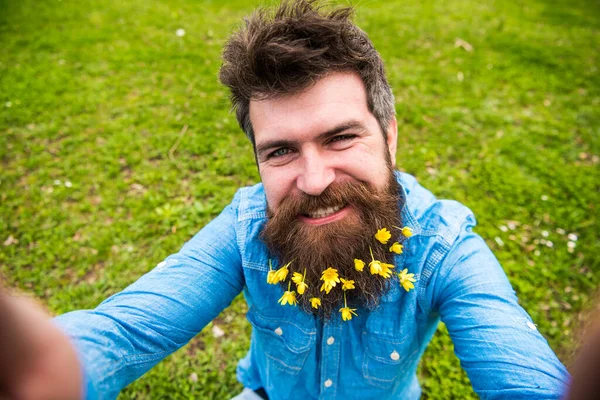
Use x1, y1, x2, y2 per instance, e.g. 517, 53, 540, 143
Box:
54, 198, 245, 399
427, 218, 569, 399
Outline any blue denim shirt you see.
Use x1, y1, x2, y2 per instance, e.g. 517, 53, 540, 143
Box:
55, 172, 569, 399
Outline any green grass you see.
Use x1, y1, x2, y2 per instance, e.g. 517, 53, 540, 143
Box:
1, 0, 598, 398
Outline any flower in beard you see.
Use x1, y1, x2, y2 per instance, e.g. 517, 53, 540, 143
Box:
379, 262, 395, 279
320, 267, 340, 294
310, 297, 321, 309
279, 281, 298, 306
293, 269, 308, 295
272, 261, 291, 283
369, 260, 382, 275
267, 259, 277, 284
368, 247, 383, 275
297, 281, 308, 295
393, 225, 414, 238
339, 292, 357, 321
354, 259, 365, 272
341, 278, 355, 291
279, 291, 297, 305
261, 174, 403, 320
291, 272, 303, 284
389, 242, 403, 254
375, 228, 392, 244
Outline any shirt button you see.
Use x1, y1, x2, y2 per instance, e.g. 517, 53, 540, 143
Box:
324, 379, 333, 388
274, 327, 283, 336
327, 336, 335, 345
390, 350, 400, 361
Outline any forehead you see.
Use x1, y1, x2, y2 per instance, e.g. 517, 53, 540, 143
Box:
249, 72, 373, 143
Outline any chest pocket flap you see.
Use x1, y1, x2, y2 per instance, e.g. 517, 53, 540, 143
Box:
362, 331, 417, 388
247, 307, 316, 373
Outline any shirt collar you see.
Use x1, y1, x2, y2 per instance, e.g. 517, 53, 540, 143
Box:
395, 170, 422, 238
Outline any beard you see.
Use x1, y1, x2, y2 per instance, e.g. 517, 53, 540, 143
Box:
261, 166, 403, 320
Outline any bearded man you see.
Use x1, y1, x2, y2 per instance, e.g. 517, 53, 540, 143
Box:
0, 1, 569, 399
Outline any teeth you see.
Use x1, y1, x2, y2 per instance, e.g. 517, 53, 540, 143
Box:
307, 205, 342, 219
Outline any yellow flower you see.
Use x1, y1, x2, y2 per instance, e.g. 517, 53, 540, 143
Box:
291, 272, 303, 284
389, 242, 403, 254
340, 307, 358, 321
310, 297, 321, 309
320, 281, 333, 294
278, 290, 297, 306
398, 268, 416, 292
320, 267, 340, 294
273, 261, 291, 283
375, 228, 392, 244
266, 259, 277, 284
369, 260, 382, 275
401, 227, 413, 238
340, 278, 355, 291
340, 292, 357, 321
368, 246, 382, 275
354, 259, 365, 272
379, 262, 395, 279
293, 269, 308, 294
296, 281, 308, 295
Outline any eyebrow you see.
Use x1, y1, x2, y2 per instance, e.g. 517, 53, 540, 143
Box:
255, 120, 367, 158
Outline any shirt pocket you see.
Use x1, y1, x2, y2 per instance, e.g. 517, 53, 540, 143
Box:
361, 331, 418, 389
247, 306, 316, 375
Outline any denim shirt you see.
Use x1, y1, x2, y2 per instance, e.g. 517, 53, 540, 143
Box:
54, 172, 569, 399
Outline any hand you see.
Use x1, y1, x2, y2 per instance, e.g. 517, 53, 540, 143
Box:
0, 285, 82, 400
567, 318, 600, 400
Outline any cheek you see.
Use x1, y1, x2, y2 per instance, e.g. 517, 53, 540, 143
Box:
341, 149, 382, 175
338, 150, 390, 188
261, 170, 294, 210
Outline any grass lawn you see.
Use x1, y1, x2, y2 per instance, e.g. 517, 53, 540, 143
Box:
1, 0, 598, 398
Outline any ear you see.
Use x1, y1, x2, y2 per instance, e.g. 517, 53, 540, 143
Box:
385, 117, 398, 167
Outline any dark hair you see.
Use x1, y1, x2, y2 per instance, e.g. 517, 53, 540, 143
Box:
219, 0, 395, 144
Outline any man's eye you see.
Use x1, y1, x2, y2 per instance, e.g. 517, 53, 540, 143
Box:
269, 148, 292, 158
329, 134, 356, 144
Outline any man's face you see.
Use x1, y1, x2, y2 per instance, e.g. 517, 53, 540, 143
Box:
251, 72, 402, 319
250, 72, 398, 218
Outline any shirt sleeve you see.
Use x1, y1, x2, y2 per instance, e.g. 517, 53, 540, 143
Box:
427, 215, 570, 399
54, 194, 245, 399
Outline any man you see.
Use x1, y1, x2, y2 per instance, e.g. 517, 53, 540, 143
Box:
0, 1, 569, 399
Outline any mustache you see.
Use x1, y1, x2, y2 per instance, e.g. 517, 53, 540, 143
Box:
268, 179, 395, 220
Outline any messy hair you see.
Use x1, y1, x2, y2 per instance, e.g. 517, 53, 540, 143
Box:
219, 0, 395, 144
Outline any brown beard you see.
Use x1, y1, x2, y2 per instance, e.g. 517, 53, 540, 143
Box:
261, 169, 403, 320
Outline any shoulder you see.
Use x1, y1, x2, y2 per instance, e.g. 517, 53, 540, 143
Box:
230, 182, 268, 222
397, 171, 476, 249
397, 172, 483, 314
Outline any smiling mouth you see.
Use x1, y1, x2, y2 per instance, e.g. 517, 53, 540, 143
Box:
303, 204, 345, 219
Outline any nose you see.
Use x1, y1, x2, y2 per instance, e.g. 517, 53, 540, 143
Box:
296, 149, 335, 196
